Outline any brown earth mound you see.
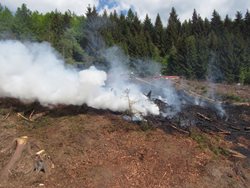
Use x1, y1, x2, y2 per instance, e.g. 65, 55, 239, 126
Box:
0, 96, 249, 188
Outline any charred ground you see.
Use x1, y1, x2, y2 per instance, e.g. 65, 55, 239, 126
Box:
0, 80, 250, 188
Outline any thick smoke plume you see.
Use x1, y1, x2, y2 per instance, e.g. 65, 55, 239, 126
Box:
0, 40, 159, 116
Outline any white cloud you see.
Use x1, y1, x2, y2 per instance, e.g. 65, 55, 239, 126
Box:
103, 0, 250, 25
1, 0, 99, 15
1, 0, 250, 25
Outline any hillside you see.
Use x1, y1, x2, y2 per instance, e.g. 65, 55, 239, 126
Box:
0, 81, 249, 188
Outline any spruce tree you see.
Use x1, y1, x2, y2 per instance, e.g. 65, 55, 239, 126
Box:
165, 7, 181, 53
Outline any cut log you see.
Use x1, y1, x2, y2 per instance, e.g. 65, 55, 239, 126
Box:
0, 136, 29, 181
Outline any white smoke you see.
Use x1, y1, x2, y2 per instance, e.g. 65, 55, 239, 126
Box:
0, 40, 159, 116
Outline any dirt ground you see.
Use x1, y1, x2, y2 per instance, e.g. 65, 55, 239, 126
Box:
179, 79, 250, 104
0, 82, 250, 188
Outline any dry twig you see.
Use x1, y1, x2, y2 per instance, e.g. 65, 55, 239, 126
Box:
244, 127, 250, 131
215, 127, 231, 135
228, 125, 241, 131
197, 113, 212, 122
227, 149, 247, 159
17, 113, 33, 122
2, 112, 10, 120
29, 110, 35, 120
169, 123, 189, 134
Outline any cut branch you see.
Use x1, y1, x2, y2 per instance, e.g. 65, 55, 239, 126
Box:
29, 110, 35, 120
2, 112, 10, 120
244, 127, 250, 131
215, 127, 231, 135
169, 123, 189, 134
17, 113, 33, 122
228, 125, 241, 131
227, 149, 247, 159
197, 113, 212, 122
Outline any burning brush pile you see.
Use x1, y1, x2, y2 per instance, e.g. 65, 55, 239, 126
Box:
0, 40, 249, 140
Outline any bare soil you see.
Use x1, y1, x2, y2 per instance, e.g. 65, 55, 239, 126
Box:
179, 79, 250, 104
0, 81, 250, 188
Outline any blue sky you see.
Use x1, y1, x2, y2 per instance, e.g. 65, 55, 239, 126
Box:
1, 0, 250, 25
97, 0, 118, 11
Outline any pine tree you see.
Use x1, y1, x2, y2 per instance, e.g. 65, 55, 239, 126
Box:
233, 11, 244, 34
244, 10, 250, 38
211, 10, 223, 35
167, 45, 179, 75
181, 20, 192, 37
153, 13, 164, 55
0, 5, 14, 36
184, 35, 198, 78
224, 15, 233, 32
165, 7, 181, 53
143, 14, 154, 39
13, 3, 33, 39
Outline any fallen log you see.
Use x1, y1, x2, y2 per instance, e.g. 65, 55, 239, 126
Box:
197, 112, 212, 122
0, 136, 30, 181
169, 123, 189, 134
228, 125, 241, 131
227, 149, 247, 159
244, 127, 250, 131
217, 130, 231, 135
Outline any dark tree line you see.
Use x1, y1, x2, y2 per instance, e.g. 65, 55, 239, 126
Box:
0, 4, 250, 84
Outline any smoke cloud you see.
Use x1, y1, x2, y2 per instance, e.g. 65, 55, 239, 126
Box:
0, 40, 159, 116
